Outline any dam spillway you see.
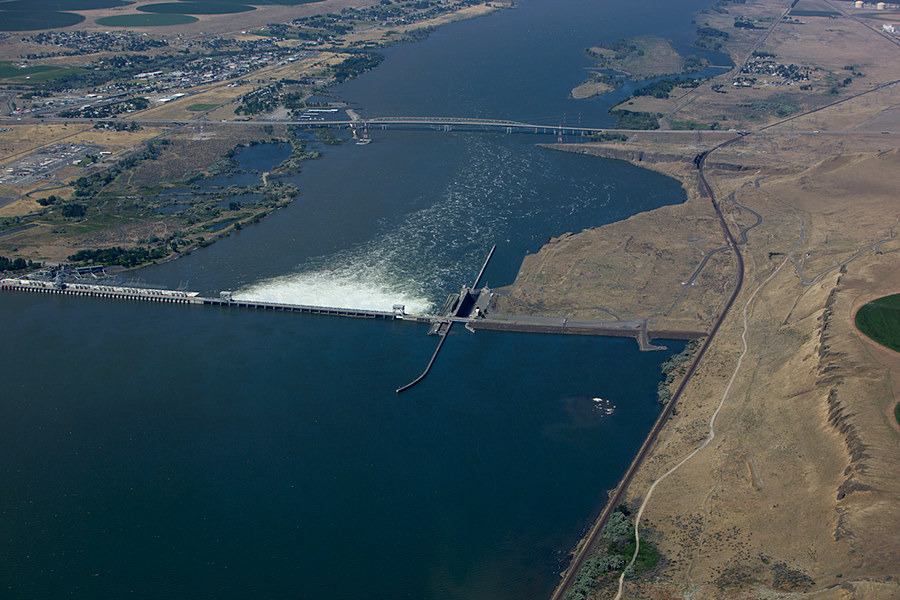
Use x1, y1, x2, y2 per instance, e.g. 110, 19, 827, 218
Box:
0, 278, 423, 321
1, 277, 705, 344
201, 296, 411, 320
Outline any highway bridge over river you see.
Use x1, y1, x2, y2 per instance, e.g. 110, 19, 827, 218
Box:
4, 113, 898, 137
5, 115, 896, 142
305, 116, 599, 136
1, 114, 613, 137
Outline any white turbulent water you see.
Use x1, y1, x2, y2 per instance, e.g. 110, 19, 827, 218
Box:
234, 265, 434, 314
236, 136, 611, 313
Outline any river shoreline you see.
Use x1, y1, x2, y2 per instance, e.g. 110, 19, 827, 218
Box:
0, 1, 511, 268
510, 0, 900, 592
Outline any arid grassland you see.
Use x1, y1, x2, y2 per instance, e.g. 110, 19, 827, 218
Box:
509, 0, 900, 598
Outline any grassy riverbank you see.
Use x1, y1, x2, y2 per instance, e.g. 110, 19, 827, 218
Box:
0, 126, 308, 266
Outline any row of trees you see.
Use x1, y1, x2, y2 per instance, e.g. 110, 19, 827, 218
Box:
68, 246, 167, 268
330, 53, 384, 84
695, 26, 729, 51
0, 256, 41, 272
633, 77, 704, 99
609, 109, 660, 130
35, 196, 87, 217
657, 339, 700, 404
60, 97, 149, 119
72, 140, 165, 199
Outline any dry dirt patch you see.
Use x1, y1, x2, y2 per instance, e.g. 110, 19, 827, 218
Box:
587, 36, 693, 79
495, 170, 736, 332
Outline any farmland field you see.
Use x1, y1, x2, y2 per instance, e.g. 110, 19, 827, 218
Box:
0, 10, 85, 30
186, 103, 221, 111
138, 2, 255, 14
196, 0, 323, 4
0, 61, 84, 82
95, 12, 198, 25
1, 0, 131, 9
856, 293, 900, 353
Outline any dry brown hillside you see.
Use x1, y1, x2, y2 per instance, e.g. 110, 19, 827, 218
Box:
622, 149, 900, 599
514, 144, 900, 598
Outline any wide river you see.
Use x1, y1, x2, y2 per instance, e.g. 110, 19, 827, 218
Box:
0, 1, 721, 598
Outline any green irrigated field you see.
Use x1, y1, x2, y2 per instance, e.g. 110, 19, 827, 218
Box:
241, 0, 323, 3
855, 293, 900, 353
95, 12, 197, 25
789, 9, 841, 17
0, 61, 84, 82
0, 62, 57, 78
0, 10, 85, 30
187, 103, 220, 111
0, 0, 135, 31
1, 0, 131, 9
186, 0, 323, 4
138, 1, 254, 14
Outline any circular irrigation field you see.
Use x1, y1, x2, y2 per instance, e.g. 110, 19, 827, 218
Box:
95, 12, 198, 25
855, 293, 900, 353
2, 0, 130, 8
0, 10, 85, 30
138, 1, 255, 14
0, 0, 144, 31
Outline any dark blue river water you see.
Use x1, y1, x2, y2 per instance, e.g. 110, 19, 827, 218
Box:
0, 1, 716, 598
